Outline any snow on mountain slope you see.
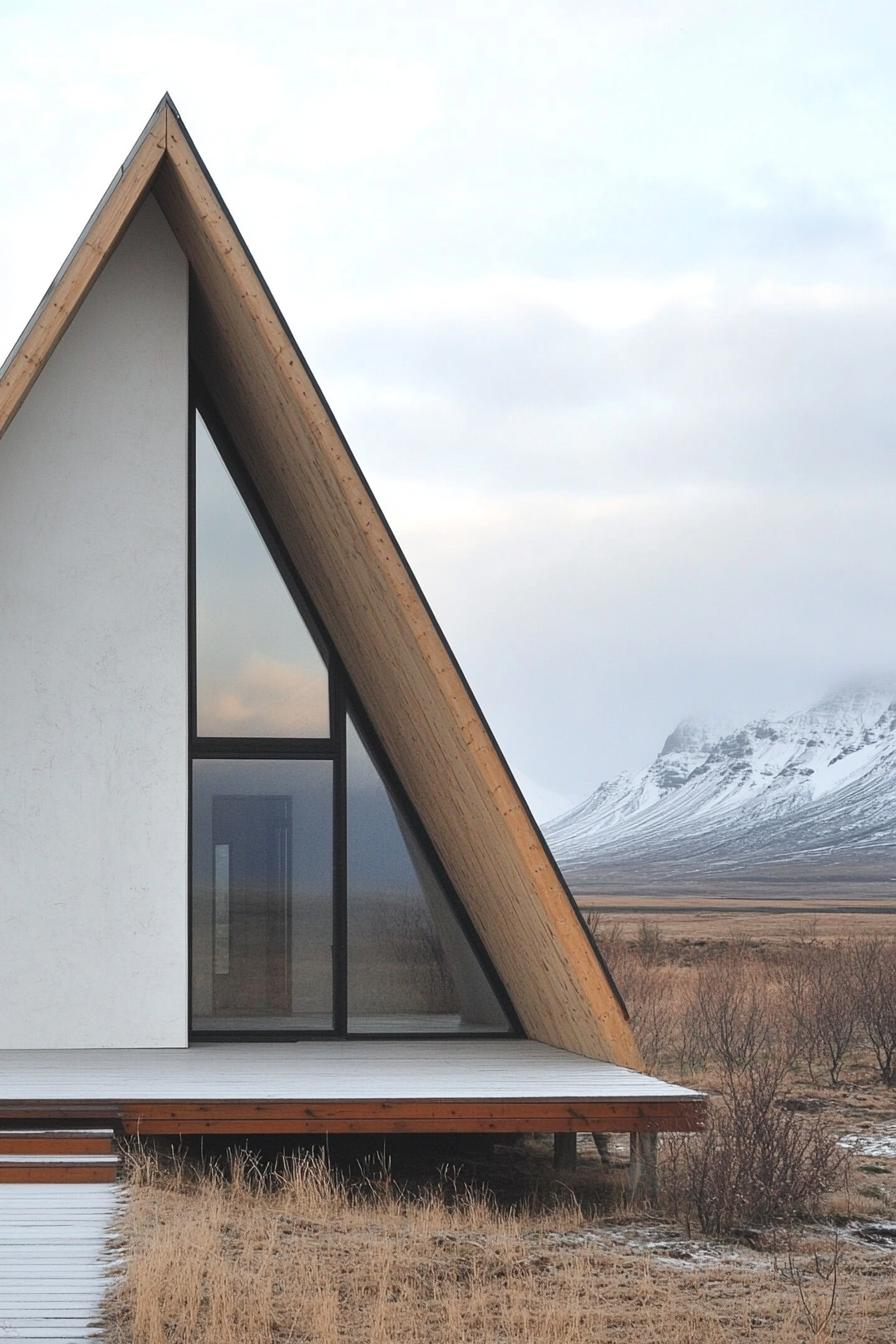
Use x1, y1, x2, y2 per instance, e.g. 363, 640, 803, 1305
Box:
544, 685, 896, 885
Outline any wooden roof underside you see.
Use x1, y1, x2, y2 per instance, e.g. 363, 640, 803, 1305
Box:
0, 97, 640, 1068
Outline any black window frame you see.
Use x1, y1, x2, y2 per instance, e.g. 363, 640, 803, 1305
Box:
188, 370, 521, 1041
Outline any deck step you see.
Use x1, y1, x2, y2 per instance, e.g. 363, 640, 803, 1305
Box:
0, 1154, 120, 1184
0, 1128, 116, 1156
0, 1129, 120, 1183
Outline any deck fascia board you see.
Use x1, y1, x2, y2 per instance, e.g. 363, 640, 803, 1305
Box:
0, 1100, 705, 1135
0, 1042, 704, 1133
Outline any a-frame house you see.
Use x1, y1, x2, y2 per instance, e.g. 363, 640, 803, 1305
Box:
0, 97, 701, 1166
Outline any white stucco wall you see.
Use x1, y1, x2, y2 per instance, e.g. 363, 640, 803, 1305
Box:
0, 195, 189, 1048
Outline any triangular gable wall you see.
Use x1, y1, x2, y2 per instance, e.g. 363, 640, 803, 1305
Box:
0, 96, 640, 1067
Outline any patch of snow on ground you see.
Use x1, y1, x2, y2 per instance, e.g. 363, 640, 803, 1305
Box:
545, 1223, 769, 1271
849, 1222, 896, 1247
838, 1124, 896, 1158
551, 1220, 896, 1268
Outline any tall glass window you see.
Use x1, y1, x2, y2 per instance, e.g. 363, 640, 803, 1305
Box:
190, 396, 516, 1039
346, 712, 511, 1034
195, 412, 329, 738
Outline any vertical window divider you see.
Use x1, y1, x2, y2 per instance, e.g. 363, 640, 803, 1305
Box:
332, 670, 348, 1035
187, 364, 197, 1040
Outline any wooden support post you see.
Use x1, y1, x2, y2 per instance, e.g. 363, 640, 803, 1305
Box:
628, 1131, 643, 1199
628, 1132, 659, 1202
643, 1132, 659, 1202
591, 1132, 610, 1164
553, 1131, 577, 1170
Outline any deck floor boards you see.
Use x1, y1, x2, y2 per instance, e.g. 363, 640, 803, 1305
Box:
0, 1185, 121, 1342
0, 1041, 694, 1101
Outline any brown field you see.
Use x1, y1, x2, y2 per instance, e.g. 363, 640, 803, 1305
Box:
570, 855, 896, 906
578, 899, 896, 944
105, 908, 896, 1342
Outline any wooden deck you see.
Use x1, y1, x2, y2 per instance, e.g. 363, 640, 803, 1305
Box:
0, 1042, 703, 1136
0, 1183, 122, 1339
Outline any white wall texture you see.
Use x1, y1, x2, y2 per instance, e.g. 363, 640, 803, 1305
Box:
0, 195, 189, 1047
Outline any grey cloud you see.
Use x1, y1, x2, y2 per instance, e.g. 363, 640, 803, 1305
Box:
416, 483, 896, 802
313, 293, 896, 496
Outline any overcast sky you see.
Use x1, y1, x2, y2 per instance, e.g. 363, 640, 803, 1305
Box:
2, 2, 895, 819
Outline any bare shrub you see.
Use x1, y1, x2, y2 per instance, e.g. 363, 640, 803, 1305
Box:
662, 949, 843, 1235
851, 936, 896, 1085
810, 946, 860, 1086
588, 915, 696, 1072
591, 918, 882, 1091
779, 940, 867, 1086
665, 1054, 843, 1236
634, 917, 664, 963
690, 952, 784, 1078
779, 1231, 842, 1339
617, 958, 679, 1070
781, 944, 824, 1083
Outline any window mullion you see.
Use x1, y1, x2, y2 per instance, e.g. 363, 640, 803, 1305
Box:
332, 672, 348, 1036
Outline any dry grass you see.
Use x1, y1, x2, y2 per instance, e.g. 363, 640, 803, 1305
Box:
105, 916, 896, 1342
106, 1148, 895, 1343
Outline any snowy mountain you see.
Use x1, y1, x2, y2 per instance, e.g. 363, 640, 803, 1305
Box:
544, 685, 896, 893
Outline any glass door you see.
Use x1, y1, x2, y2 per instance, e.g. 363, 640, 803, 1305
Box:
211, 794, 291, 1017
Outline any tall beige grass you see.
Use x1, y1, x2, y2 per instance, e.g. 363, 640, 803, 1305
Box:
104, 926, 896, 1341
106, 1149, 894, 1343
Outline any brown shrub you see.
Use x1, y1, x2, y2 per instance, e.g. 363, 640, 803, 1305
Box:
590, 920, 889, 1091
781, 943, 824, 1082
689, 951, 788, 1080
851, 936, 896, 1085
665, 1054, 844, 1236
587, 915, 699, 1072
809, 947, 860, 1086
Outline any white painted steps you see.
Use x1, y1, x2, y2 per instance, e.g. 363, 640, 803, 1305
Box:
0, 1183, 123, 1340
0, 1128, 120, 1184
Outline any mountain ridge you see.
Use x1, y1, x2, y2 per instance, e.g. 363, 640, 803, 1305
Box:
544, 684, 896, 893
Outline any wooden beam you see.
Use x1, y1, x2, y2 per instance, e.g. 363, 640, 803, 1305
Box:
0, 1162, 118, 1184
0, 1096, 705, 1136
0, 1131, 115, 1156
0, 102, 167, 440
151, 112, 642, 1069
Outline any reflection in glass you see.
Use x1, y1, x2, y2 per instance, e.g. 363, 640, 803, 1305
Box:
191, 759, 333, 1032
195, 412, 330, 737
213, 843, 231, 975
346, 710, 511, 1034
